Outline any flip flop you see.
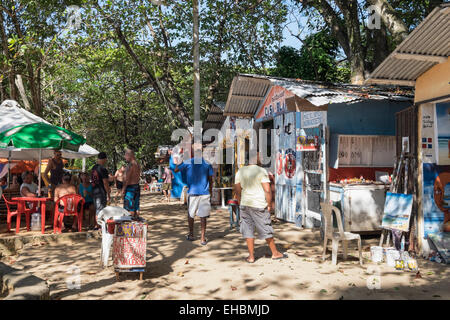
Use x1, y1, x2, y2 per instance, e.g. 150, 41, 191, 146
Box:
272, 253, 288, 260
200, 238, 208, 246
186, 234, 195, 241
245, 257, 255, 264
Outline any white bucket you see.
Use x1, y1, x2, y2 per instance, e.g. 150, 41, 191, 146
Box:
386, 249, 400, 267
370, 246, 384, 263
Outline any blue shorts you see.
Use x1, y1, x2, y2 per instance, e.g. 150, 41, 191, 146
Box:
124, 184, 140, 213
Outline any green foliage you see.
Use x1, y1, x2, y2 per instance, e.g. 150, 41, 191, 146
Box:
271, 29, 350, 83
2, 0, 287, 170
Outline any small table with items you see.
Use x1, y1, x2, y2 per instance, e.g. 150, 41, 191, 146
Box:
12, 197, 51, 234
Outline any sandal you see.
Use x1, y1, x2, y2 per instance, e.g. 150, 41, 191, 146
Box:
200, 238, 208, 246
245, 257, 255, 264
272, 253, 288, 260
186, 234, 195, 241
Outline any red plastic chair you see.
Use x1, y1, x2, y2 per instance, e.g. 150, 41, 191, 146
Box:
2, 194, 38, 233
3, 194, 19, 233
2, 194, 37, 233
53, 194, 85, 233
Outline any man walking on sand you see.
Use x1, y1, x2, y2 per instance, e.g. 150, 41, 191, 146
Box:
122, 148, 141, 217
161, 165, 174, 203
174, 143, 214, 245
234, 154, 287, 263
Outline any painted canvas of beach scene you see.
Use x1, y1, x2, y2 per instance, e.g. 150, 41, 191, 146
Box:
436, 103, 450, 166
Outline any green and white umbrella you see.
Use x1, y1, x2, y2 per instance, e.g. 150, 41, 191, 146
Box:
0, 122, 86, 151
0, 122, 86, 195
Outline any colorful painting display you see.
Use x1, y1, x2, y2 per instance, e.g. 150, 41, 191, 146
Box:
435, 103, 450, 166
381, 192, 413, 232
422, 163, 450, 238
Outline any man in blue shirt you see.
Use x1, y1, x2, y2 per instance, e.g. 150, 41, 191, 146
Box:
174, 144, 214, 245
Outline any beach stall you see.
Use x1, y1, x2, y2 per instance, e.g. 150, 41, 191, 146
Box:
367, 3, 450, 257
224, 74, 413, 231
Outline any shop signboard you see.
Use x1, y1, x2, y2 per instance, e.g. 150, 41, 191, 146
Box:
421, 103, 436, 164
296, 128, 318, 151
255, 86, 294, 122
301, 111, 326, 128
113, 222, 147, 269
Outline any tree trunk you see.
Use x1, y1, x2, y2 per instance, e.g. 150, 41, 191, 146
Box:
338, 0, 365, 84
10, 9, 42, 115
367, 0, 409, 44
112, 21, 192, 128
0, 10, 17, 100
14, 74, 31, 110
371, 23, 390, 71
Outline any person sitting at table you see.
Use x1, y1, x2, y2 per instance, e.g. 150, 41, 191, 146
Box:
54, 172, 78, 232
20, 172, 38, 197
3, 175, 20, 192
0, 176, 7, 190
19, 172, 40, 213
78, 172, 95, 230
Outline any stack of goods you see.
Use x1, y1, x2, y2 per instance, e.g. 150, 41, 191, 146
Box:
370, 246, 418, 271
338, 177, 375, 184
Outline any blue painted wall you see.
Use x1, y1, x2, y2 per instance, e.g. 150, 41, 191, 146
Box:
327, 100, 410, 135
328, 100, 411, 168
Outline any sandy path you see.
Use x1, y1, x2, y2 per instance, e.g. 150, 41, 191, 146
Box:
2, 192, 449, 300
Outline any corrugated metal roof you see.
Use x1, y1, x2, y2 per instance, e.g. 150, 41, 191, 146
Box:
224, 74, 413, 116
203, 101, 227, 131
367, 4, 450, 86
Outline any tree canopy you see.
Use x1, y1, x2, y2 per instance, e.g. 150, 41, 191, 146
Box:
0, 0, 442, 170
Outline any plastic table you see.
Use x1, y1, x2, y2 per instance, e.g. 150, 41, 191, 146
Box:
215, 187, 233, 208
12, 197, 51, 234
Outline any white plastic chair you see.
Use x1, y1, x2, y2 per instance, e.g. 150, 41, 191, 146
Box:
320, 202, 363, 266
97, 206, 131, 268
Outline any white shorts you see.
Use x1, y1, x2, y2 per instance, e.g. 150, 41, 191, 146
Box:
188, 195, 211, 219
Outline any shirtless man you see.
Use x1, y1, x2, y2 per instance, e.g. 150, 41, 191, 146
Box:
54, 172, 78, 232
122, 148, 141, 216
114, 165, 125, 205
44, 150, 64, 198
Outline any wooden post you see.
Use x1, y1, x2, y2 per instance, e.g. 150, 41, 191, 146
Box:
416, 104, 424, 254
193, 0, 200, 122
